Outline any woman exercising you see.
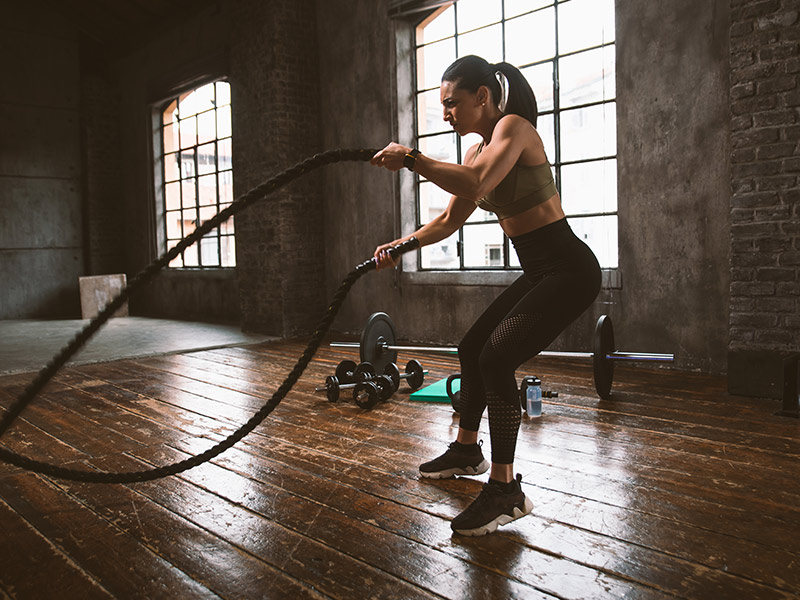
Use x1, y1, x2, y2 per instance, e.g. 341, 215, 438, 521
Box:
371, 55, 601, 536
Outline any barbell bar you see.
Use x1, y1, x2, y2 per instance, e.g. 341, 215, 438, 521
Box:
330, 312, 674, 399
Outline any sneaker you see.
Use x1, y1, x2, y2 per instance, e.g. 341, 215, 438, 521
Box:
419, 441, 490, 479
450, 474, 533, 536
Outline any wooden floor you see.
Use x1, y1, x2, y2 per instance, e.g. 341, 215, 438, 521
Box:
1, 337, 799, 600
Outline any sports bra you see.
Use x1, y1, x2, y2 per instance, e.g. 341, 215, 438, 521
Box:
473, 141, 558, 220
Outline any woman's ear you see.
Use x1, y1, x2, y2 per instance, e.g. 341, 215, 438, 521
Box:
476, 85, 491, 106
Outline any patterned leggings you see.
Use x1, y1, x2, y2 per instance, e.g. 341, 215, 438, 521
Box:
457, 218, 601, 464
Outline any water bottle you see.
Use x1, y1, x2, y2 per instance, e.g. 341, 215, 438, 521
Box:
525, 377, 542, 418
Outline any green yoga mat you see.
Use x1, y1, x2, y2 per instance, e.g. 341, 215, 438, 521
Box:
410, 376, 459, 403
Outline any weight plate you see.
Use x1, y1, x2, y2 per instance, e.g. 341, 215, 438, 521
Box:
383, 363, 401, 391
354, 361, 376, 381
360, 312, 398, 373
593, 314, 615, 399
325, 375, 341, 403
373, 374, 395, 401
353, 381, 380, 410
335, 359, 358, 384
405, 359, 425, 390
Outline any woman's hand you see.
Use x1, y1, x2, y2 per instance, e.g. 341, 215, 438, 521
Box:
371, 143, 412, 172
373, 240, 403, 270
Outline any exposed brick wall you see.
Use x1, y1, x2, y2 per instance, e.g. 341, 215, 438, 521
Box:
730, 0, 800, 352
229, 0, 325, 336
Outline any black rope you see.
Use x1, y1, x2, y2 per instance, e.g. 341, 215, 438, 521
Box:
0, 148, 418, 483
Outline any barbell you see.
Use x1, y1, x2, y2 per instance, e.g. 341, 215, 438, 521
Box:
330, 312, 674, 399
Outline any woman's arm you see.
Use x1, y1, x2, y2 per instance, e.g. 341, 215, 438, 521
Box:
371, 115, 537, 201
374, 194, 477, 270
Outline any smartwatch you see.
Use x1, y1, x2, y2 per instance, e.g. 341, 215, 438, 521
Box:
403, 148, 420, 171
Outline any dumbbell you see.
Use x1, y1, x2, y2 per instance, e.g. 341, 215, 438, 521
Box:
352, 359, 428, 410
317, 361, 382, 403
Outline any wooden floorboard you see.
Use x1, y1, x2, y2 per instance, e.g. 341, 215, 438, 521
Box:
1, 336, 799, 599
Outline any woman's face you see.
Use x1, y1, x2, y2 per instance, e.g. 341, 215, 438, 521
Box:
440, 80, 486, 136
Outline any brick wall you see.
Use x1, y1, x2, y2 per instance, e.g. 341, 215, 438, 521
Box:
230, 0, 325, 336
730, 0, 800, 352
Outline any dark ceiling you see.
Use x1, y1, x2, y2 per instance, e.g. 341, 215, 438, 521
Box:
44, 0, 217, 57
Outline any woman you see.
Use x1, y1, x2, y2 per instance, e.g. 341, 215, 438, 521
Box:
370, 55, 601, 536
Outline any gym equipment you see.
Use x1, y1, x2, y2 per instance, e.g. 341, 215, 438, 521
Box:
331, 312, 674, 399
317, 360, 426, 404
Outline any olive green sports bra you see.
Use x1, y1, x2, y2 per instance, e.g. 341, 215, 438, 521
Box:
474, 141, 558, 220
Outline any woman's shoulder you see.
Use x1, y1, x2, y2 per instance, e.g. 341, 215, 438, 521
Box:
496, 113, 536, 135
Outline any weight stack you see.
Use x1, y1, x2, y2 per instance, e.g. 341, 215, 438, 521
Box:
727, 350, 800, 418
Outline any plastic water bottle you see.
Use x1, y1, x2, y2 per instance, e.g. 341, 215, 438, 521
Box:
525, 377, 542, 418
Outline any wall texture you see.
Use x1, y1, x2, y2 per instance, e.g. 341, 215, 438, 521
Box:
729, 0, 800, 355
0, 4, 83, 318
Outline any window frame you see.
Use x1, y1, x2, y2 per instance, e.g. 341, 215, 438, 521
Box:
152, 78, 235, 270
396, 0, 619, 286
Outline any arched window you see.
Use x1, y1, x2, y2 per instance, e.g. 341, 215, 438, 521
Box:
155, 80, 235, 268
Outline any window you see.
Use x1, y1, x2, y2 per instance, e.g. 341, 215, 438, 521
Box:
412, 0, 617, 270
155, 80, 235, 268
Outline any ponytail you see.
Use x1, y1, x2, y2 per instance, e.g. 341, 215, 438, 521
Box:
441, 55, 539, 127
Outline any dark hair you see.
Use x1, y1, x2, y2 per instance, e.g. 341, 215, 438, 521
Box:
441, 55, 538, 127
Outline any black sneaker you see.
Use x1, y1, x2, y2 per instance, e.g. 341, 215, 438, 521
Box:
450, 474, 533, 536
419, 441, 490, 479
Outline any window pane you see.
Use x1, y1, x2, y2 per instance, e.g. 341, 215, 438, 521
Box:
457, 0, 501, 32
421, 230, 459, 269
419, 180, 452, 225
417, 88, 446, 136
179, 116, 196, 149
166, 210, 182, 239
181, 82, 215, 117
183, 244, 199, 267
219, 171, 234, 204
197, 110, 216, 145
199, 205, 217, 226
559, 102, 616, 162
221, 235, 236, 267
509, 244, 521, 267
417, 5, 454, 45
569, 214, 617, 268
180, 149, 195, 178
164, 152, 180, 182
460, 132, 483, 162
505, 0, 553, 19
182, 210, 197, 236
457, 23, 503, 64
199, 174, 217, 206
505, 8, 555, 66
218, 139, 233, 170
163, 123, 178, 153
463, 223, 504, 267
419, 132, 457, 165
559, 45, 615, 109
536, 113, 556, 161
560, 159, 617, 215
217, 105, 232, 138
215, 81, 230, 106
521, 62, 554, 112
200, 237, 220, 267
168, 240, 183, 268
181, 178, 196, 208
220, 209, 234, 235
197, 142, 216, 175
417, 37, 456, 90
558, 0, 615, 55
165, 182, 180, 210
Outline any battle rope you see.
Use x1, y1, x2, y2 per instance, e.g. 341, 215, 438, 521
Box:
0, 148, 420, 483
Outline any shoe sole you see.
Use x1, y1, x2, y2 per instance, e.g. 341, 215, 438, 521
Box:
419, 459, 490, 479
452, 496, 534, 536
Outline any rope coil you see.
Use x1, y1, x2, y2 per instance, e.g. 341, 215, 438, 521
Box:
0, 148, 411, 484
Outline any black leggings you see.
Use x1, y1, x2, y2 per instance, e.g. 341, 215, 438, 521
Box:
457, 218, 601, 464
